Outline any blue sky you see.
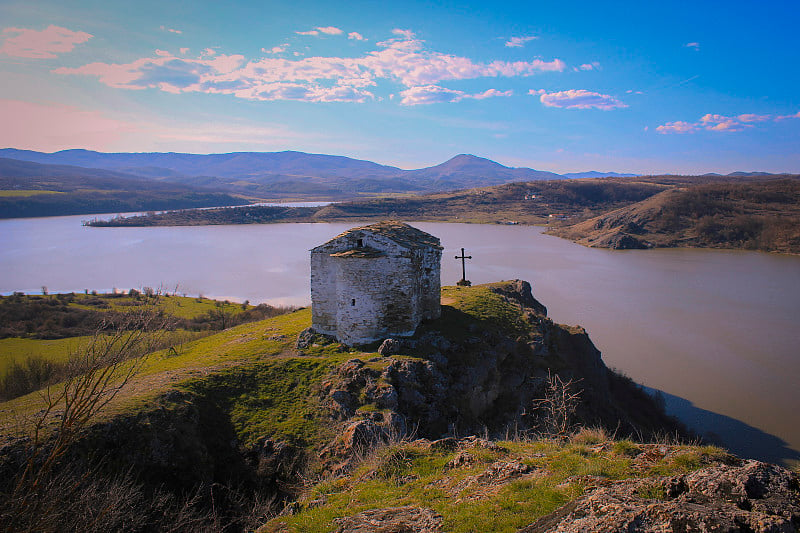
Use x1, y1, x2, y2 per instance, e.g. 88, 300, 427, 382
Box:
1, 0, 798, 174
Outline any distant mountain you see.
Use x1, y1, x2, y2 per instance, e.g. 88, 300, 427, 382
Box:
0, 157, 248, 218
0, 149, 571, 197
727, 171, 776, 177
561, 171, 639, 179
0, 148, 405, 180
0, 157, 181, 190
407, 154, 563, 184
0, 148, 563, 181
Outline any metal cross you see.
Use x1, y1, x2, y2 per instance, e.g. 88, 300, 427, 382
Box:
454, 247, 472, 283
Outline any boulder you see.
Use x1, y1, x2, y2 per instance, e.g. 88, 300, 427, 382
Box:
519, 460, 800, 533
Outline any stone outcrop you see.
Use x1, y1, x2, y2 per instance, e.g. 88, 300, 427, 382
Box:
318, 280, 684, 467
520, 460, 800, 533
333, 506, 443, 533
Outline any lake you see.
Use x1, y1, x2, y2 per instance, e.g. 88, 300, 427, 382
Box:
1, 215, 799, 464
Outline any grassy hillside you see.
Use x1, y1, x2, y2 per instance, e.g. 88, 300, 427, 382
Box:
0, 291, 292, 400
548, 179, 800, 253
2, 282, 795, 532
87, 179, 668, 227
260, 435, 732, 533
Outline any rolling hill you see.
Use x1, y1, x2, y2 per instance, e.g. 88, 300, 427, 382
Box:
0, 157, 249, 218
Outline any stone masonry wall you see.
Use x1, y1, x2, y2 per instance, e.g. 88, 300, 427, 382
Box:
310, 225, 442, 345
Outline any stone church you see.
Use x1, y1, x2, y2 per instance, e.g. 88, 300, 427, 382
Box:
310, 221, 442, 346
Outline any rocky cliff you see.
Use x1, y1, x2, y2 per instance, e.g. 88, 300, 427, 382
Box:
3, 281, 795, 532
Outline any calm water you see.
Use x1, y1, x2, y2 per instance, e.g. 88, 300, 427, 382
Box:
1, 216, 799, 463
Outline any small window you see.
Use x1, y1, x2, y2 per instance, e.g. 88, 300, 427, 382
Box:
357, 239, 363, 247
351, 299, 356, 306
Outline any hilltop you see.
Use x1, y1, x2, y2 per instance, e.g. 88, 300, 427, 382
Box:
2, 281, 798, 531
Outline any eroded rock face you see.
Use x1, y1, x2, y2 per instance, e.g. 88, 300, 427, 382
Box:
318, 280, 684, 466
333, 506, 443, 533
520, 460, 800, 533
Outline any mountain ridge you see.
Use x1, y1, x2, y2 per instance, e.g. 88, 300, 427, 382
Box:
0, 148, 562, 182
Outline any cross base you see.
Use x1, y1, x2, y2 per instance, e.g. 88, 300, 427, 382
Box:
456, 279, 472, 287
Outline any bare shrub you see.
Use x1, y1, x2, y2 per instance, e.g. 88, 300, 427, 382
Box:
528, 371, 583, 439
1, 304, 169, 532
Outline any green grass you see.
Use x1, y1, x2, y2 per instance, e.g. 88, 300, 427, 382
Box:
0, 308, 314, 434
0, 190, 64, 197
180, 356, 348, 448
263, 436, 728, 533
0, 337, 87, 375
428, 285, 529, 341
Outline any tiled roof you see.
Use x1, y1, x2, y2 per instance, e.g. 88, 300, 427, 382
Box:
331, 221, 442, 250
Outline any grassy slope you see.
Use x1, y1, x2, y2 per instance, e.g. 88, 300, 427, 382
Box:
0, 294, 250, 374
0, 284, 742, 532
548, 179, 800, 253
260, 436, 730, 533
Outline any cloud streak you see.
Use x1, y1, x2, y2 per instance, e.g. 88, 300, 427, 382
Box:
0, 25, 92, 58
55, 29, 565, 104
657, 112, 799, 134
530, 89, 627, 110
505, 35, 537, 48
400, 85, 512, 105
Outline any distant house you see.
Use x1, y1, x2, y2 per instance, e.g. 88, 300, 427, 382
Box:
310, 221, 442, 345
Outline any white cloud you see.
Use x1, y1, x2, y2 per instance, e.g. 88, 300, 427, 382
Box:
262, 45, 287, 54
0, 25, 92, 58
160, 26, 182, 34
532, 89, 627, 110
656, 121, 698, 134
348, 31, 365, 41
737, 113, 771, 123
505, 36, 537, 48
316, 26, 343, 35
392, 29, 415, 40
55, 29, 565, 104
179, 47, 189, 54
776, 111, 800, 120
470, 88, 513, 100
656, 111, 800, 134
685, 42, 700, 51
400, 85, 511, 105
296, 26, 344, 37
578, 62, 600, 71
